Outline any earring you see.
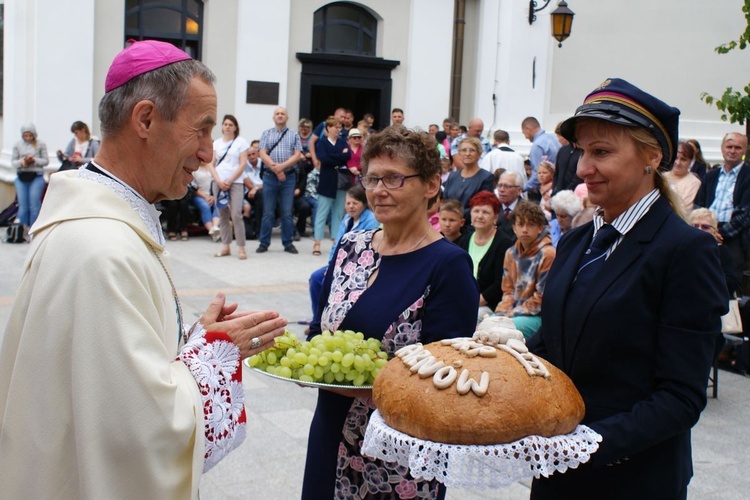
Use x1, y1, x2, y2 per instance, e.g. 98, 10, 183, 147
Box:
645, 166, 653, 174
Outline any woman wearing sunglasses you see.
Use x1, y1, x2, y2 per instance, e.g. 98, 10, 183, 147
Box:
302, 126, 478, 500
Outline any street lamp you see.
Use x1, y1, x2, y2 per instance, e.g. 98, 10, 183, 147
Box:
529, 0, 575, 48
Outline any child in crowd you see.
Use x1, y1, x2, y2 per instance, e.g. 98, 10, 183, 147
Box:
438, 198, 466, 244
494, 201, 555, 338
440, 159, 452, 184
427, 188, 442, 231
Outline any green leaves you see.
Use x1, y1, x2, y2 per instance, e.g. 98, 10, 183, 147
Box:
701, 88, 750, 124
701, 0, 750, 125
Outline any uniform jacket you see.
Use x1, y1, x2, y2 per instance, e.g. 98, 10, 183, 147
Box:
528, 196, 727, 499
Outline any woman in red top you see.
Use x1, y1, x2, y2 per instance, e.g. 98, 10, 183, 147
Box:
347, 127, 364, 177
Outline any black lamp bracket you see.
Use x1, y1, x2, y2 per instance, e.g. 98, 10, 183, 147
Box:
529, 0, 552, 25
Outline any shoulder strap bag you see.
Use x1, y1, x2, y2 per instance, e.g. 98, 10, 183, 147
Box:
216, 138, 236, 167
261, 128, 289, 177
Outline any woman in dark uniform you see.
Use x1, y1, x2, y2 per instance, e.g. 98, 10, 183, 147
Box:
528, 78, 727, 499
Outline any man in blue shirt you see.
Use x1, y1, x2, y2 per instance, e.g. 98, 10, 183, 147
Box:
521, 116, 561, 192
695, 132, 750, 281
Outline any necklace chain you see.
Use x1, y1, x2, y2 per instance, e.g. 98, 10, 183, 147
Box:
376, 230, 430, 254
474, 227, 497, 246
150, 247, 185, 346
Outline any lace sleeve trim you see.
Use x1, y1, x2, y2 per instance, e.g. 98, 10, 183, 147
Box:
177, 324, 247, 472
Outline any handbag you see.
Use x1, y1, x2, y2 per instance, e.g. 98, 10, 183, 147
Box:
337, 168, 353, 190
5, 223, 25, 243
216, 189, 230, 209
58, 159, 76, 171
17, 171, 38, 182
721, 297, 743, 334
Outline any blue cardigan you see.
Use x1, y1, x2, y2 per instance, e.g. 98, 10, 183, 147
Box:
315, 136, 351, 199
327, 208, 380, 261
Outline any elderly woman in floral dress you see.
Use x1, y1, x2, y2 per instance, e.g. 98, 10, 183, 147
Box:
302, 126, 478, 500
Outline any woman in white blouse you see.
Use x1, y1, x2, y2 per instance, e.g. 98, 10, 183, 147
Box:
209, 114, 250, 259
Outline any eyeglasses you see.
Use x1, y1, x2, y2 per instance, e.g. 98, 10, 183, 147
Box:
692, 223, 715, 231
358, 173, 421, 190
458, 148, 479, 154
497, 183, 520, 189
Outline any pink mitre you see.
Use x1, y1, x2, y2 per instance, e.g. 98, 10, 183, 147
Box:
105, 39, 192, 93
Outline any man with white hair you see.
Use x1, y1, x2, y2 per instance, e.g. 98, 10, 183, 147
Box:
495, 170, 524, 239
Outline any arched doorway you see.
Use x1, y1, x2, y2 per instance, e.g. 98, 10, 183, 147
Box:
297, 53, 398, 130
298, 2, 399, 129
124, 0, 204, 59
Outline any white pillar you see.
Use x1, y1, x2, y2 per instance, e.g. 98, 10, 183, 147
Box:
403, 0, 454, 130
482, 0, 556, 154
1, 0, 96, 181
234, 0, 293, 139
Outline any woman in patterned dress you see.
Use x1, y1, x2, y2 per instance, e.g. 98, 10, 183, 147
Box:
301, 126, 479, 499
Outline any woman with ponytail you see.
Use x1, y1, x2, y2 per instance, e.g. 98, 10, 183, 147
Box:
528, 78, 727, 500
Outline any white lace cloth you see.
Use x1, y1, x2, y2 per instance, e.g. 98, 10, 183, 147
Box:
77, 165, 165, 246
362, 410, 602, 489
177, 325, 246, 472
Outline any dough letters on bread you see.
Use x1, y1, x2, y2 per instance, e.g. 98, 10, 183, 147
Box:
373, 317, 585, 445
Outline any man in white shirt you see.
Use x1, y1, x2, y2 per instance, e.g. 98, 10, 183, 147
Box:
481, 129, 527, 185
244, 145, 263, 239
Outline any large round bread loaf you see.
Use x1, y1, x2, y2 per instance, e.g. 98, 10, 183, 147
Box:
373, 338, 585, 445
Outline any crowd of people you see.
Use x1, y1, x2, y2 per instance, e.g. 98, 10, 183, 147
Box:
0, 37, 746, 500
7, 86, 747, 375
7, 99, 729, 270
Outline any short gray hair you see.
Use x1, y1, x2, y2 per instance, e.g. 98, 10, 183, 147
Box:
500, 171, 523, 187
550, 189, 583, 217
99, 59, 216, 137
688, 207, 717, 228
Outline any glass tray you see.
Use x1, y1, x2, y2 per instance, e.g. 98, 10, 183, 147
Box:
244, 359, 374, 390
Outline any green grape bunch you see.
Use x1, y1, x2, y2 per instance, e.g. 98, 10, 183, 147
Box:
247, 329, 389, 386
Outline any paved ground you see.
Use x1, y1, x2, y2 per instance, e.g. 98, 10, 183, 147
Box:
1, 231, 749, 499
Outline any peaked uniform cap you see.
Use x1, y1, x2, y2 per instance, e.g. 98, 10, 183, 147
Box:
560, 78, 680, 167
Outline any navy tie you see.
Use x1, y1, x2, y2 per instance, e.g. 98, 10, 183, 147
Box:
573, 224, 620, 289
562, 224, 621, 354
